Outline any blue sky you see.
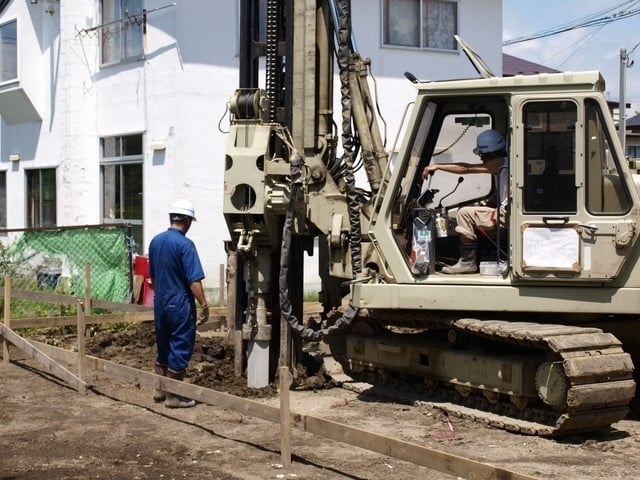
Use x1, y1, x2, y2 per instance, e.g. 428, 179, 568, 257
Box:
503, 0, 640, 111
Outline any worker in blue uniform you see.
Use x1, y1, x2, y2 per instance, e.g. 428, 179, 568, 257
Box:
149, 199, 209, 408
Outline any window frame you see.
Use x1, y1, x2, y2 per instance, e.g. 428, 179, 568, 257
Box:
521, 100, 578, 214
626, 144, 640, 158
382, 0, 458, 51
100, 0, 144, 66
26, 168, 57, 228
100, 134, 144, 252
0, 19, 17, 83
584, 99, 632, 216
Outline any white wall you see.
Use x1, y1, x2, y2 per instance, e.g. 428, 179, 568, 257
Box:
2, 0, 502, 297
2, 1, 62, 227
60, 1, 100, 226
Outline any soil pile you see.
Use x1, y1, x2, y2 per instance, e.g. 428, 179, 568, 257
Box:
84, 322, 332, 398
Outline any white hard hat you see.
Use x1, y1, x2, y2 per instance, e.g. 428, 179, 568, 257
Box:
473, 129, 505, 155
169, 199, 196, 221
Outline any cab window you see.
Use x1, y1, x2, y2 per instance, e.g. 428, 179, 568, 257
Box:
522, 101, 577, 213
585, 99, 632, 215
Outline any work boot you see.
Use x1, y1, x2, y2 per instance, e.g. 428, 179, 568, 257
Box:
164, 369, 196, 408
441, 244, 478, 274
153, 363, 167, 402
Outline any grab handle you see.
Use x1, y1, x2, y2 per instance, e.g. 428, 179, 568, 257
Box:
542, 216, 569, 225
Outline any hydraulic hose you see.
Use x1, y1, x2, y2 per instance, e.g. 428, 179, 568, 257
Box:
335, 0, 363, 275
279, 154, 358, 341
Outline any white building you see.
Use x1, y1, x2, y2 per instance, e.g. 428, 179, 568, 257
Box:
1, 0, 502, 297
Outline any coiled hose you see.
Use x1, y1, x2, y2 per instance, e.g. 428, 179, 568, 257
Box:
279, 154, 358, 341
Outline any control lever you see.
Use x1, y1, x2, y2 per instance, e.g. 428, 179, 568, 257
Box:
437, 176, 464, 209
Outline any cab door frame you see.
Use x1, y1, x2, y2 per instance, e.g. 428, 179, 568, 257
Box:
511, 94, 638, 281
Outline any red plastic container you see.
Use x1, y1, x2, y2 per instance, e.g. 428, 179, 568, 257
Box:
134, 255, 150, 277
133, 255, 154, 306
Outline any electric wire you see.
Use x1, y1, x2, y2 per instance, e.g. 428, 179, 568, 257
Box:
553, 26, 607, 69
503, 0, 640, 45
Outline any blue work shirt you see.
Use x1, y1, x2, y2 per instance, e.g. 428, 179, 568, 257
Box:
148, 227, 205, 304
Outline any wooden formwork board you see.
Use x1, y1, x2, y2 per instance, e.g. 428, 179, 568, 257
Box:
11, 312, 153, 328
2, 336, 539, 480
8, 312, 228, 330
8, 312, 154, 329
8, 288, 153, 312
0, 324, 86, 392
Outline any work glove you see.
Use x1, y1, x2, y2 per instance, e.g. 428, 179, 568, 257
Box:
197, 305, 210, 326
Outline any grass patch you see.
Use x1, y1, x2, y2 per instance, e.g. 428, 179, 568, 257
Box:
303, 290, 319, 302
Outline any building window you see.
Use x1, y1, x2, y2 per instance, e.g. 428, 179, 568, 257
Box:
0, 20, 17, 82
101, 0, 144, 65
383, 0, 457, 50
101, 134, 143, 252
626, 144, 640, 158
27, 169, 57, 228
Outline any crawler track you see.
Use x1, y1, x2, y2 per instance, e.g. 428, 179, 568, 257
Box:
451, 319, 634, 435
342, 316, 636, 436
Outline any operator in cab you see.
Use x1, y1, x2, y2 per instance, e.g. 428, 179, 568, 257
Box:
422, 129, 508, 274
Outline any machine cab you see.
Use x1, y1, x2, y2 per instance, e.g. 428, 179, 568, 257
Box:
371, 72, 639, 284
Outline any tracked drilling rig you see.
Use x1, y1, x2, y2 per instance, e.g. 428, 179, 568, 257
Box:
223, 0, 639, 436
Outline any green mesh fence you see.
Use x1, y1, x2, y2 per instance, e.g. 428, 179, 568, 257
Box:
1, 225, 132, 303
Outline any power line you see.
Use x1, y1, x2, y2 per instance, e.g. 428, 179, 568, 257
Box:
554, 26, 605, 69
503, 0, 640, 45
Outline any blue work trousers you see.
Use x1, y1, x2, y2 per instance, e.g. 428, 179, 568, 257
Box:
154, 292, 196, 372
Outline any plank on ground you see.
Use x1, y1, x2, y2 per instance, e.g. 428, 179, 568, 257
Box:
24, 339, 539, 480
0, 324, 86, 392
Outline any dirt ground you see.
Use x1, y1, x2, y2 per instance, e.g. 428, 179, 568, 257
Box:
3, 318, 640, 480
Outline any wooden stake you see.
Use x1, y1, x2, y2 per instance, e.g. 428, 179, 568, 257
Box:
226, 250, 243, 375
3, 274, 11, 364
219, 263, 225, 307
84, 263, 91, 315
279, 366, 293, 467
76, 299, 86, 394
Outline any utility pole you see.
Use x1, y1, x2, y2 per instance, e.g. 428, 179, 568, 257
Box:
619, 48, 627, 153
619, 41, 640, 156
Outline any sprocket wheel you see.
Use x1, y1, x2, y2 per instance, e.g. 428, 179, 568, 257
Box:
535, 361, 569, 411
